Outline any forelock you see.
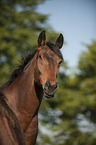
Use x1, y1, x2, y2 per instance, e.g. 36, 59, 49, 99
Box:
46, 42, 63, 60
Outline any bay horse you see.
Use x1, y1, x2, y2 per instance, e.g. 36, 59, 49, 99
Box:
0, 30, 64, 145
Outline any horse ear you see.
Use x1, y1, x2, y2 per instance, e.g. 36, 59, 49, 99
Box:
38, 30, 46, 47
55, 34, 64, 49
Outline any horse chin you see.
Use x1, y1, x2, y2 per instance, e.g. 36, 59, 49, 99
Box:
44, 91, 54, 98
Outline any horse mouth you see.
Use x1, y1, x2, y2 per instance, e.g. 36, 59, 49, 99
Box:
43, 81, 58, 98
44, 91, 55, 98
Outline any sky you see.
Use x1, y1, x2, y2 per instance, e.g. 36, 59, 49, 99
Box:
37, 0, 96, 68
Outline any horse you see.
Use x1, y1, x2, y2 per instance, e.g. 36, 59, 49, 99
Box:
0, 92, 26, 145
0, 30, 64, 145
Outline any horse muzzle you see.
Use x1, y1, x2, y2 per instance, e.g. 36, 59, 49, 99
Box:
43, 81, 58, 98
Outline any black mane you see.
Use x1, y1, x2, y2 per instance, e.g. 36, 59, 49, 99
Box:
1, 42, 63, 88
2, 49, 38, 87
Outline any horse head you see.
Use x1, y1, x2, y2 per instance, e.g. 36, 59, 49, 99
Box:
35, 30, 64, 98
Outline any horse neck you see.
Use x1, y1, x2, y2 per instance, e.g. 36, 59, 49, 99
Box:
2, 53, 43, 129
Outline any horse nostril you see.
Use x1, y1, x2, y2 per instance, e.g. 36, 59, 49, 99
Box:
44, 81, 58, 92
55, 83, 57, 89
46, 81, 50, 86
44, 81, 50, 90
54, 83, 58, 89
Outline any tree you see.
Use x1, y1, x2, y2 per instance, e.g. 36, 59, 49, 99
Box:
0, 0, 49, 83
38, 41, 96, 145
77, 41, 96, 124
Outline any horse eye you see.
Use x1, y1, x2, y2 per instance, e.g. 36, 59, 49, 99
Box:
58, 61, 62, 65
39, 55, 42, 61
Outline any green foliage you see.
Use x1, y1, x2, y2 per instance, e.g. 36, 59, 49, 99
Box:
77, 41, 96, 124
78, 41, 96, 78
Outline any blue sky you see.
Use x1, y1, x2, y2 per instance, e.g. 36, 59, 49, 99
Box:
38, 0, 96, 67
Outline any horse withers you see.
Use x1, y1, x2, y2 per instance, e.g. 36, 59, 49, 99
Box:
0, 30, 64, 145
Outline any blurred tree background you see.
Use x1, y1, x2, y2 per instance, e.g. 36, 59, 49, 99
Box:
0, 0, 96, 145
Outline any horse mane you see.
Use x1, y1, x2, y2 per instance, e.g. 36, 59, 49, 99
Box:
1, 49, 38, 88
0, 92, 26, 145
